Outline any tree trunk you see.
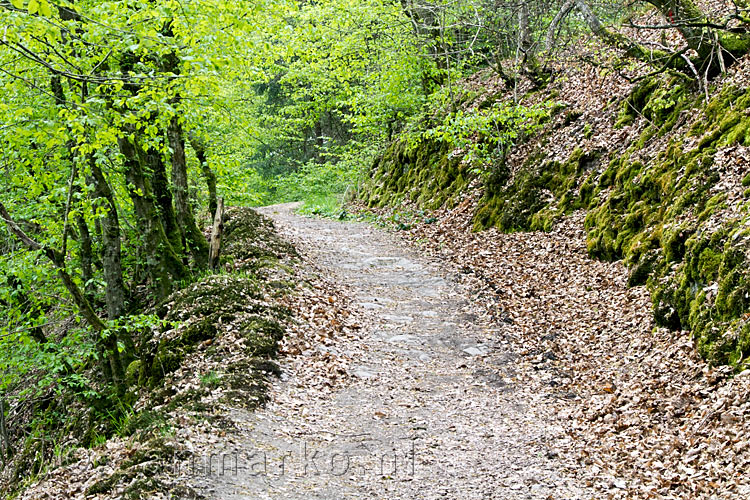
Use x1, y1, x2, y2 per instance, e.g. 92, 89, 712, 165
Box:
189, 132, 218, 217
118, 127, 187, 300
87, 156, 136, 359
51, 70, 135, 373
517, 1, 546, 84
545, 0, 575, 52
209, 198, 224, 270
168, 117, 209, 269
147, 146, 182, 253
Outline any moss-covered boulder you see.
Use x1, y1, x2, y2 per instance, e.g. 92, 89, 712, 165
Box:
142, 275, 289, 387
222, 207, 297, 269
361, 136, 471, 210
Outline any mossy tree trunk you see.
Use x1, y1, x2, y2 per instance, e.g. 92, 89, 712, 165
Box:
566, 0, 750, 77
189, 132, 218, 218
647, 0, 750, 76
118, 127, 188, 300
168, 116, 209, 269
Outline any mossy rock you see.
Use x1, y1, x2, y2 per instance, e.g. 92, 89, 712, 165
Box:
86, 438, 199, 498
222, 207, 297, 267
239, 316, 284, 357
126, 360, 143, 387
360, 136, 473, 210
628, 249, 660, 287
472, 147, 601, 232
145, 274, 290, 387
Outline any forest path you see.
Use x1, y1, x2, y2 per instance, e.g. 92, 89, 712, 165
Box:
191, 203, 590, 499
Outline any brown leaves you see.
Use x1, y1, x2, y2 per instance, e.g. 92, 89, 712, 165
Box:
355, 188, 750, 498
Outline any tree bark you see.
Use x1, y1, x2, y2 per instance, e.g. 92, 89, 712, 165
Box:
118, 127, 187, 300
88, 158, 127, 320
209, 198, 224, 270
51, 70, 135, 369
147, 146, 182, 253
0, 203, 126, 393
168, 117, 209, 269
545, 0, 575, 52
573, 0, 686, 70
189, 132, 218, 217
76, 211, 94, 301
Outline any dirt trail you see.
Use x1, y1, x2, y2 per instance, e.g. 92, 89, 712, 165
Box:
188, 203, 591, 499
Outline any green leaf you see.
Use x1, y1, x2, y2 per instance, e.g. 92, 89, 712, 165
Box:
27, 0, 38, 14
39, 0, 51, 16
10, 0, 23, 8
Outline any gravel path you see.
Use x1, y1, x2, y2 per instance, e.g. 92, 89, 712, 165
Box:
190, 203, 592, 499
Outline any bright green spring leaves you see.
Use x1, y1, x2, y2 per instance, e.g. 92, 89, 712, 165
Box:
0, 0, 281, 398
424, 101, 552, 174
241, 0, 431, 206
11, 0, 53, 16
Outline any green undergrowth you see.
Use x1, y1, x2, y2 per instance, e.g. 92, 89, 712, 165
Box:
296, 192, 349, 219
8, 208, 298, 499
361, 71, 750, 369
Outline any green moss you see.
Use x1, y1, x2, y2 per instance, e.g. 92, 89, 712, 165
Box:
144, 274, 289, 387
221, 207, 297, 269
361, 136, 473, 211
85, 438, 193, 498
627, 249, 659, 287
362, 76, 750, 369
239, 316, 284, 357
125, 360, 142, 387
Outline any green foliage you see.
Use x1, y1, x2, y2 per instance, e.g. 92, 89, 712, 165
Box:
360, 65, 750, 371
424, 101, 552, 173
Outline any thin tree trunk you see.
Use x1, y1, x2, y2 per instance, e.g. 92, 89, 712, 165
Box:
189, 132, 218, 217
76, 212, 94, 301
209, 198, 224, 270
52, 70, 135, 371
168, 117, 209, 269
545, 0, 575, 52
0, 203, 126, 394
0, 397, 9, 462
87, 156, 136, 357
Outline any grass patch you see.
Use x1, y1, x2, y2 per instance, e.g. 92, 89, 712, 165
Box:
296, 192, 348, 219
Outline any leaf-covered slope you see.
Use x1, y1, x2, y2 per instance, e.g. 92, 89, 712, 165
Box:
361, 60, 750, 369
